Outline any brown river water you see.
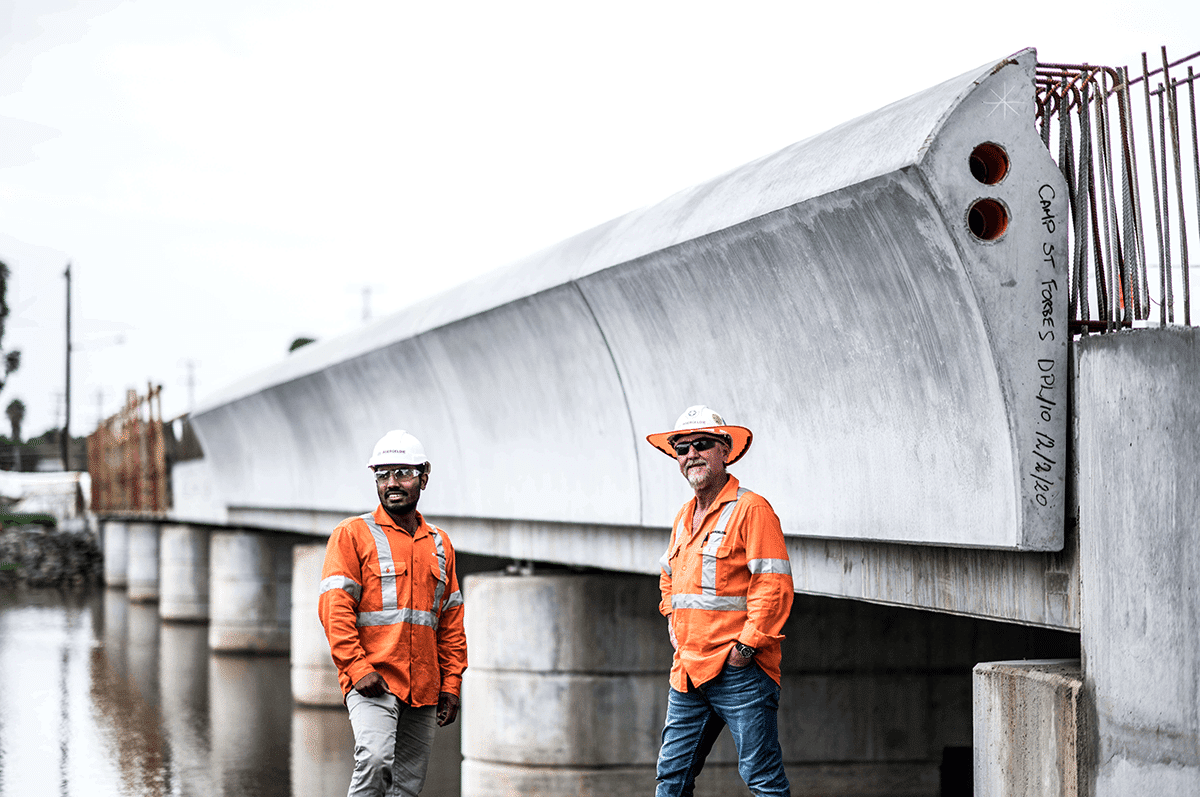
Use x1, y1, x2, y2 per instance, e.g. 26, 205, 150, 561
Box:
0, 586, 461, 797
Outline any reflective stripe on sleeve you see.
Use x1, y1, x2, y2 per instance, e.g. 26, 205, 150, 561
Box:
320, 575, 363, 602
659, 549, 672, 576
671, 593, 748, 612
356, 607, 439, 629
747, 558, 793, 575
442, 591, 463, 610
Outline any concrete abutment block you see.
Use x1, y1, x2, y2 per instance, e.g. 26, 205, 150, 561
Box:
973, 659, 1085, 797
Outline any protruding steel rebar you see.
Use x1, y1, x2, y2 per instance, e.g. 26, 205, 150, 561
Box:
1163, 49, 1191, 325
1191, 68, 1200, 324
1158, 83, 1174, 322
1141, 53, 1169, 326
1038, 47, 1196, 331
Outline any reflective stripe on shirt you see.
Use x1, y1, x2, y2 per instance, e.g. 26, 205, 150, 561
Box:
671, 593, 749, 612
747, 557, 793, 575
432, 528, 447, 612
360, 513, 400, 610
320, 575, 363, 602
356, 513, 455, 632
357, 607, 439, 629
700, 488, 747, 594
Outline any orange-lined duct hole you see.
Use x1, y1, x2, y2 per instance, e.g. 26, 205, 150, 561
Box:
968, 199, 1008, 241
969, 142, 1009, 184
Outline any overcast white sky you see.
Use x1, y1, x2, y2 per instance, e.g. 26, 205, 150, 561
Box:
0, 0, 1196, 439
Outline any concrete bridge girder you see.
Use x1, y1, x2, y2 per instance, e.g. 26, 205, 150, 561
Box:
190, 48, 1066, 554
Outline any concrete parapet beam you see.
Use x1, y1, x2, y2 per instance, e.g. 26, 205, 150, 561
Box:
159, 523, 210, 621
209, 530, 294, 653
192, 48, 1066, 553
102, 519, 129, 588
291, 541, 342, 705
972, 659, 1085, 797
126, 521, 160, 602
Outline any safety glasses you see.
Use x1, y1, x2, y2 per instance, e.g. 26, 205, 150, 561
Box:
672, 437, 721, 457
373, 467, 423, 483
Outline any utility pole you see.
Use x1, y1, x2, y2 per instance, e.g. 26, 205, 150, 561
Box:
62, 263, 72, 470
183, 359, 196, 410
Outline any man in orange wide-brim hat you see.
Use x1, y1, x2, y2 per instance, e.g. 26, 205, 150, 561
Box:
646, 405, 794, 797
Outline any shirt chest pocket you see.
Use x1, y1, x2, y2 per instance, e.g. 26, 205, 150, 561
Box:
703, 543, 735, 592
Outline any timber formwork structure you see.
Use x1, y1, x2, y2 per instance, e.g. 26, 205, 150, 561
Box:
88, 384, 167, 514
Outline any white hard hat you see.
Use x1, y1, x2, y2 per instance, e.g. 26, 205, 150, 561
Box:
367, 430, 429, 469
645, 405, 753, 465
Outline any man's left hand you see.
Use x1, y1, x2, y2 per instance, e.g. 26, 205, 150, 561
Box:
436, 692, 460, 726
725, 645, 753, 669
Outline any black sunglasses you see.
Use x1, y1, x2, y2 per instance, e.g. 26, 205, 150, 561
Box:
672, 437, 722, 457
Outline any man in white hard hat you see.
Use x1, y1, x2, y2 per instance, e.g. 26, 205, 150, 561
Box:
646, 405, 794, 797
319, 430, 467, 797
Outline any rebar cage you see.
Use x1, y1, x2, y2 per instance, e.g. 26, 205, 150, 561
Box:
1037, 46, 1200, 332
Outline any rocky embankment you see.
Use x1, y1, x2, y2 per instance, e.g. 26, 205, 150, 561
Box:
0, 524, 102, 587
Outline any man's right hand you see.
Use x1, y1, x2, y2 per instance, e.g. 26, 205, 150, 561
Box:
353, 671, 387, 697
668, 614, 678, 651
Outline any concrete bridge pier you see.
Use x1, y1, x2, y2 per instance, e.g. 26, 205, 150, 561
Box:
159, 523, 211, 622
291, 541, 343, 705
1077, 328, 1200, 795
209, 529, 296, 653
461, 571, 672, 795
101, 519, 129, 588
126, 521, 161, 602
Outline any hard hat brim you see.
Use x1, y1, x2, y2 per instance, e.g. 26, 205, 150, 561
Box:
645, 425, 753, 465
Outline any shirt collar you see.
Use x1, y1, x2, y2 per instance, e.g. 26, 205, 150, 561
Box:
688, 474, 742, 526
373, 505, 431, 539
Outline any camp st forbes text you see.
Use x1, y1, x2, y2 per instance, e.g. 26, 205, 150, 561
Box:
1032, 182, 1061, 509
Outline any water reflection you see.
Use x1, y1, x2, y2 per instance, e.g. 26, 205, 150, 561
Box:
0, 586, 455, 797
160, 623, 211, 796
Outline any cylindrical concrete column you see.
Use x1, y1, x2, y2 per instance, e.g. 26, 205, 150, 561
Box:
160, 523, 211, 621
209, 530, 294, 653
292, 541, 343, 705
461, 572, 673, 796
127, 521, 161, 602
102, 520, 130, 588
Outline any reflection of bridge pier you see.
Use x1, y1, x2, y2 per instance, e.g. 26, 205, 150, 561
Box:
89, 45, 1200, 796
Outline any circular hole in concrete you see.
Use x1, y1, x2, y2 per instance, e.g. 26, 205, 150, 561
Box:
969, 142, 1010, 185
968, 198, 1009, 241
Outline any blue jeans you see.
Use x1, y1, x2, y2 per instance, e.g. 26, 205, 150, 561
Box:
656, 662, 790, 797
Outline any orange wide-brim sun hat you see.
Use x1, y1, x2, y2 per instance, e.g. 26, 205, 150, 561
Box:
645, 405, 753, 465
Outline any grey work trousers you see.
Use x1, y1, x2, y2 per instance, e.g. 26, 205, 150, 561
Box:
345, 690, 438, 797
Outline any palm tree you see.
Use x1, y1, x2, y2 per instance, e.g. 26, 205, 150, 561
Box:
6, 398, 24, 442
6, 398, 23, 471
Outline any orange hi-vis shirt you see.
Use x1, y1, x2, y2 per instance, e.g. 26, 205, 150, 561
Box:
319, 506, 467, 705
659, 475, 794, 691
